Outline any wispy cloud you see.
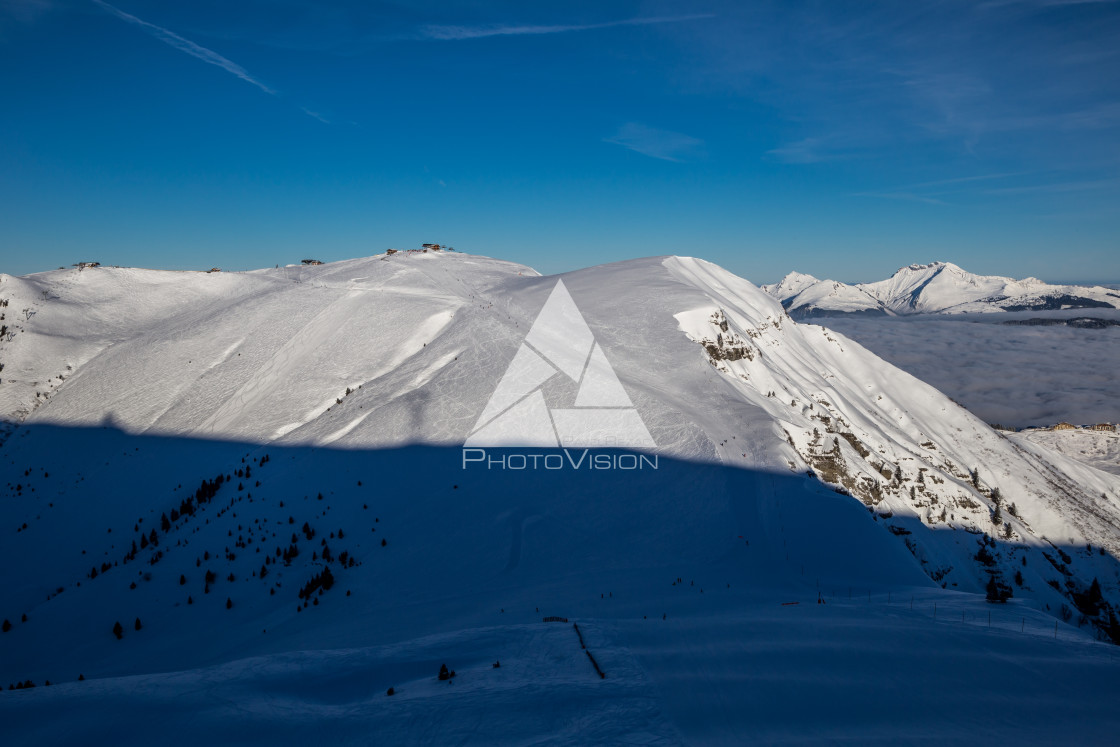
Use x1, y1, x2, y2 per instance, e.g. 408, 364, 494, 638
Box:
852, 191, 948, 206
300, 106, 329, 124
981, 0, 1119, 8
604, 123, 704, 162
853, 173, 1031, 204
677, 1, 1120, 179
421, 14, 713, 41
853, 173, 1120, 204
902, 172, 1027, 189
983, 177, 1120, 194
765, 138, 845, 165
91, 0, 274, 95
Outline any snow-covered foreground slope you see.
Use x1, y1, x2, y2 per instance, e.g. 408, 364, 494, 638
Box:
2, 431, 1119, 744
2, 252, 1120, 742
763, 261, 1120, 317
9, 597, 1120, 745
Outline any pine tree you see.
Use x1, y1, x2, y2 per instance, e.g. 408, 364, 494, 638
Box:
1, 619, 10, 633
986, 576, 1001, 602
226, 597, 233, 610
1088, 578, 1103, 607
134, 617, 142, 631
112, 621, 124, 640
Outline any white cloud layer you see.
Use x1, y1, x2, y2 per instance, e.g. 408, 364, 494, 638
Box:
824, 312, 1120, 428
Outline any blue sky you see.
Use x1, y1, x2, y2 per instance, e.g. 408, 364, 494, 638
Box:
1, 0, 1118, 283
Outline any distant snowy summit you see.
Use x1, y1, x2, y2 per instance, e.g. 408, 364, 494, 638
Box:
761, 261, 1120, 318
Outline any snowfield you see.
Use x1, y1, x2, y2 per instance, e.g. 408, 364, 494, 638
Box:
1012, 429, 1120, 478
2, 252, 1119, 743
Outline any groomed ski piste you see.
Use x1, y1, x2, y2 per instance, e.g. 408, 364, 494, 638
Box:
2, 251, 1119, 743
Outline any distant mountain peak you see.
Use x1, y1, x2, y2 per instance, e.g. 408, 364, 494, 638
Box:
765, 260, 1118, 317
901, 261, 950, 271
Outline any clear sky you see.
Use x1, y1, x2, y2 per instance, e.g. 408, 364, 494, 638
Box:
1, 1, 1118, 284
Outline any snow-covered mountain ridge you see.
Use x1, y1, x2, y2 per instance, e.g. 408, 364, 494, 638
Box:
2, 252, 1119, 741
762, 260, 1120, 317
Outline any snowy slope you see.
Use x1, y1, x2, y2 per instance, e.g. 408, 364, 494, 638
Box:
767, 277, 888, 317
7, 598, 1120, 745
0, 254, 540, 443
1011, 429, 1120, 477
765, 261, 1120, 317
2, 252, 1120, 742
759, 270, 820, 301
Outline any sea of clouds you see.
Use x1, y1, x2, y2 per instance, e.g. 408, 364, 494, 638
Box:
823, 310, 1120, 429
